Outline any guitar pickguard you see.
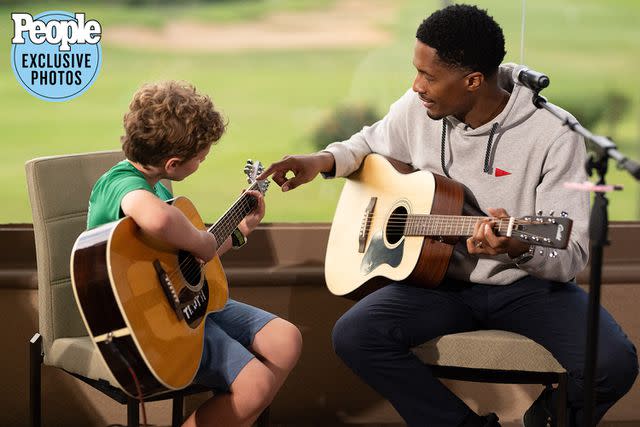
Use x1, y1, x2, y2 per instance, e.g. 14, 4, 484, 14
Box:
360, 230, 404, 275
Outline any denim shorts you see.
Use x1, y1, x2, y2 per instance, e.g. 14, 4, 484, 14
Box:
193, 299, 276, 391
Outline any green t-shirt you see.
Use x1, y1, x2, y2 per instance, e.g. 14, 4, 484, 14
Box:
87, 160, 173, 229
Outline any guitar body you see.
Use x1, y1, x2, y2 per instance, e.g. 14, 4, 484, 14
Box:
71, 196, 229, 397
325, 154, 464, 299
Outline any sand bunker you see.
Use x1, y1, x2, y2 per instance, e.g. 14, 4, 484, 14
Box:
104, 0, 398, 52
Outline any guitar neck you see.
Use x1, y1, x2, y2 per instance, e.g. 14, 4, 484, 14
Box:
403, 214, 512, 237
208, 183, 259, 244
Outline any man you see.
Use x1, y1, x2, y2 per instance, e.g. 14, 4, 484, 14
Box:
259, 4, 637, 427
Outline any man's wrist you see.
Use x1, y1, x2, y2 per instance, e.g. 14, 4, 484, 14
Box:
316, 151, 336, 175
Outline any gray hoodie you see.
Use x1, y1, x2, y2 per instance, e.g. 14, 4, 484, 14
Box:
323, 63, 589, 285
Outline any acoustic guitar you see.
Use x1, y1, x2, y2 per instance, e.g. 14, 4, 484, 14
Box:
325, 154, 572, 299
71, 160, 269, 398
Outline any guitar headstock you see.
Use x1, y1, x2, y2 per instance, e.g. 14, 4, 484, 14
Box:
511, 212, 573, 249
244, 159, 270, 194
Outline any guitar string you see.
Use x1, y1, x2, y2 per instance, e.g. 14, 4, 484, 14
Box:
163, 182, 262, 291
370, 215, 557, 244
377, 216, 553, 227
369, 214, 556, 237
376, 218, 541, 227
168, 190, 258, 286
163, 195, 255, 290
164, 195, 256, 294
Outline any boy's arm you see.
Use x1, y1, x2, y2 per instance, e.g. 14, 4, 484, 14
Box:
121, 190, 218, 262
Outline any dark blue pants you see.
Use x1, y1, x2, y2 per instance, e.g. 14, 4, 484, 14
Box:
332, 277, 638, 427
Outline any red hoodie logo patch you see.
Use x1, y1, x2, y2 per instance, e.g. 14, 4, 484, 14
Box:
495, 168, 511, 177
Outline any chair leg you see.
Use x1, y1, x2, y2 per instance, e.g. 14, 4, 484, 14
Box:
29, 333, 43, 427
172, 395, 184, 427
556, 373, 568, 427
127, 398, 139, 427
255, 405, 270, 427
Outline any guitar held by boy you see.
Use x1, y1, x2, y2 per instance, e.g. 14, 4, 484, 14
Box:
71, 160, 269, 397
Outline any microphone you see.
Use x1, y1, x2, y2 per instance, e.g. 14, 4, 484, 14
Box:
517, 67, 550, 92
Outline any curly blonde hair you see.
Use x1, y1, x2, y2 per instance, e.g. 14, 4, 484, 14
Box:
122, 81, 226, 166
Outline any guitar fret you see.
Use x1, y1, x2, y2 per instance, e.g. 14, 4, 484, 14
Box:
210, 183, 259, 245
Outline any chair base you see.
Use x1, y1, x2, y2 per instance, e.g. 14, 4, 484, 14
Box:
430, 364, 568, 427
29, 332, 270, 427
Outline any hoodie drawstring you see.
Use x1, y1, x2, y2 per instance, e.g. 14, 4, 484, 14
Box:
440, 119, 451, 178
440, 119, 500, 177
483, 122, 499, 174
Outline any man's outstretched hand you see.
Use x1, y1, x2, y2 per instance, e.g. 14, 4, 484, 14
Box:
258, 152, 335, 192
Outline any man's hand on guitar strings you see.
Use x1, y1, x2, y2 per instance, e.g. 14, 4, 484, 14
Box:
467, 207, 531, 258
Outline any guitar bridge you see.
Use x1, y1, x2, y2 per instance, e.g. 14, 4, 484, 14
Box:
153, 260, 184, 321
359, 197, 377, 253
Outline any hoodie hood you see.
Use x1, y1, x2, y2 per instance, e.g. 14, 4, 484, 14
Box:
439, 63, 541, 176
445, 62, 539, 136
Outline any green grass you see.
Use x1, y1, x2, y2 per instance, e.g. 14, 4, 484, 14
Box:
2, 0, 640, 223
2, 0, 336, 27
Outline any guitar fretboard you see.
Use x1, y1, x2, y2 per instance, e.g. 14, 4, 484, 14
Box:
209, 182, 260, 245
402, 215, 511, 237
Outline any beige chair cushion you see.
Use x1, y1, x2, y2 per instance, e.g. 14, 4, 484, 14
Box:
412, 330, 566, 373
49, 337, 119, 386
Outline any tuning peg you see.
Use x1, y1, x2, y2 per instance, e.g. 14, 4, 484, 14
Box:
549, 210, 555, 216
561, 211, 568, 218
246, 159, 254, 165
549, 250, 558, 258
537, 210, 543, 216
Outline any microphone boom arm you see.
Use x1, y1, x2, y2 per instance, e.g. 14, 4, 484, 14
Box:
532, 94, 640, 180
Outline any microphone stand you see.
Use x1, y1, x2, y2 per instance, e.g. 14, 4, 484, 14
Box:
530, 92, 640, 427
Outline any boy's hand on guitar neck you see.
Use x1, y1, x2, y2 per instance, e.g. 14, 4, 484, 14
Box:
467, 207, 531, 259
258, 152, 335, 192
239, 190, 266, 235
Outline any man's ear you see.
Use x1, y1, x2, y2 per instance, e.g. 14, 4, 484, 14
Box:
465, 71, 484, 92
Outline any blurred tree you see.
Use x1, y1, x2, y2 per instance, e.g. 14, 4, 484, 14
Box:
559, 90, 630, 137
603, 91, 631, 141
312, 105, 380, 151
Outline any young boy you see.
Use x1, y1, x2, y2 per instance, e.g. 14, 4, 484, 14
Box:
87, 81, 302, 426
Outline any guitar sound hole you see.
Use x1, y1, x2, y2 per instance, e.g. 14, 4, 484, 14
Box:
178, 251, 202, 286
386, 206, 408, 245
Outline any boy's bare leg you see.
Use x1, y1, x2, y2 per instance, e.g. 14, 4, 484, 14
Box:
182, 319, 302, 427
250, 318, 303, 395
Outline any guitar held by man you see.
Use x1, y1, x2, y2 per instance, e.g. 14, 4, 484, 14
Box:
324, 154, 573, 298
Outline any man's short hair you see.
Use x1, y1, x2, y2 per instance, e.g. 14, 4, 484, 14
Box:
122, 81, 226, 166
416, 4, 506, 77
